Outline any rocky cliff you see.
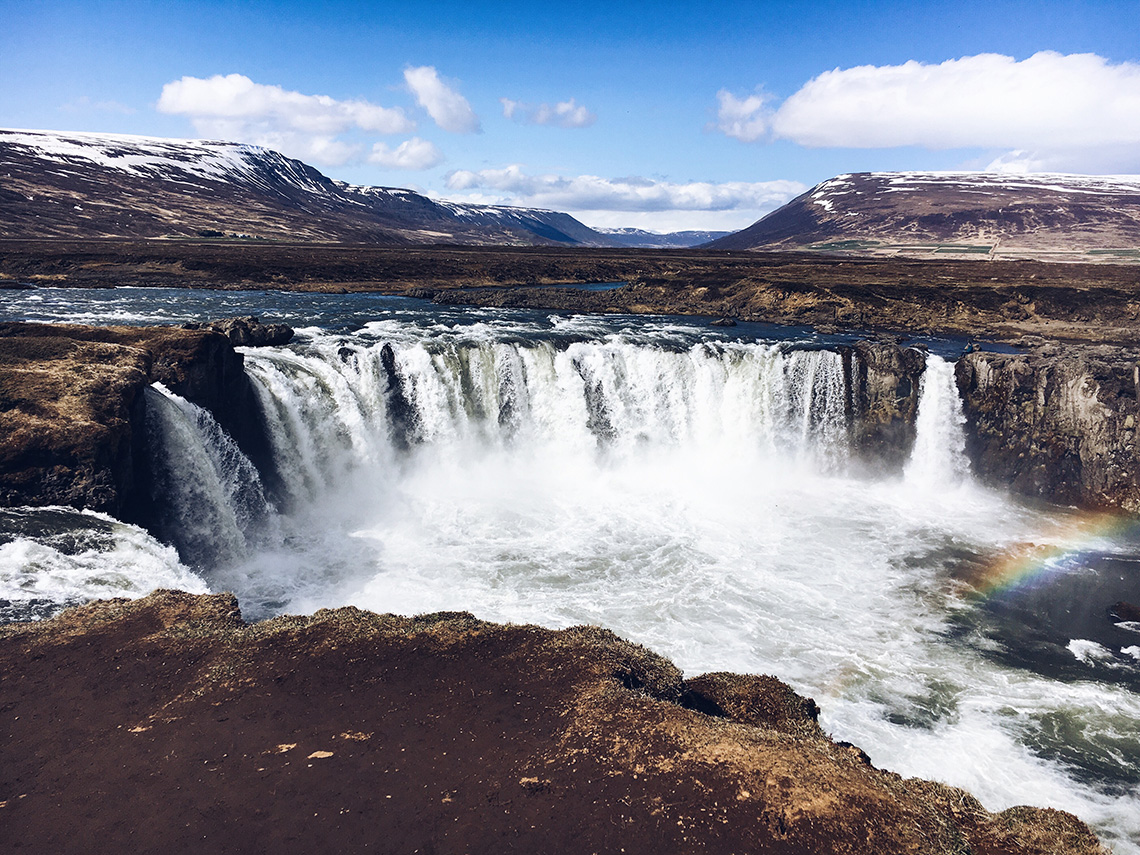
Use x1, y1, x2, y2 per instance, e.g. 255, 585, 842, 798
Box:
845, 340, 928, 469
957, 343, 1140, 511
0, 590, 1107, 854
0, 321, 274, 520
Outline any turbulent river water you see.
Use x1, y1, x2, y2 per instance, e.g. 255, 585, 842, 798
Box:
2, 287, 1139, 851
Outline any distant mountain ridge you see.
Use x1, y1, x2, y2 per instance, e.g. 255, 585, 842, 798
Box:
593, 227, 733, 248
709, 171, 1140, 261
0, 129, 712, 248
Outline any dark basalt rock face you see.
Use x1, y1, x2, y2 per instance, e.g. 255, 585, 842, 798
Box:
956, 344, 1140, 511
846, 340, 928, 469
0, 591, 1108, 855
184, 316, 295, 347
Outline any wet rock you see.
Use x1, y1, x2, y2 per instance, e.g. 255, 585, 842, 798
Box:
0, 591, 1108, 855
185, 316, 294, 347
379, 342, 416, 450
1110, 601, 1140, 623
846, 340, 928, 468
710, 316, 737, 327
956, 343, 1140, 510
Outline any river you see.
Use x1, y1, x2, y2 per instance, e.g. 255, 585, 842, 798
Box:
2, 286, 1138, 851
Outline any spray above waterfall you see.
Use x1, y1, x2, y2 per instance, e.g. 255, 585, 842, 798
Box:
143, 323, 984, 581
3, 289, 1139, 853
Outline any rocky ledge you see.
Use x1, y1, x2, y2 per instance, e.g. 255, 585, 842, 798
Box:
0, 591, 1106, 854
957, 342, 1140, 511
0, 320, 280, 519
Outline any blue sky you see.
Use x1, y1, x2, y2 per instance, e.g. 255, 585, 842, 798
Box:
4, 0, 1140, 230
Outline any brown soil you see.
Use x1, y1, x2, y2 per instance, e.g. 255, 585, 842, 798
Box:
0, 591, 1106, 854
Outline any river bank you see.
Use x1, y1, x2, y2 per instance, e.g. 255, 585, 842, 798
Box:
3, 239, 1140, 344
0, 589, 1108, 854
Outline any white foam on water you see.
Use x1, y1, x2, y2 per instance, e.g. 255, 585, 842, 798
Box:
2, 285, 1137, 853
0, 507, 208, 610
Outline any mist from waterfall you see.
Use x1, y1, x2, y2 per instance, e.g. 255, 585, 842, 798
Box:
1, 289, 1138, 853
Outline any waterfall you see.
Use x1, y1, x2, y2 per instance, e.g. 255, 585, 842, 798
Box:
144, 383, 274, 567
240, 337, 856, 510
5, 280, 1136, 854
149, 334, 980, 568
905, 354, 971, 488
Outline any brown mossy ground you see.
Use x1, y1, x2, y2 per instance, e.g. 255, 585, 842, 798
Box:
0, 330, 152, 511
0, 591, 1107, 854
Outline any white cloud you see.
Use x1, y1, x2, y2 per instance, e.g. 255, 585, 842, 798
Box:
984, 150, 1052, 174
368, 137, 444, 170
501, 97, 596, 128
159, 74, 413, 134
713, 90, 769, 142
444, 165, 805, 215
403, 66, 481, 134
157, 73, 414, 166
717, 52, 1140, 171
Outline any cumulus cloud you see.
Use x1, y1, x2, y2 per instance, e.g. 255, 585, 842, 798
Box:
716, 52, 1140, 170
501, 97, 596, 128
404, 66, 481, 133
713, 90, 769, 142
444, 165, 805, 214
159, 74, 413, 134
368, 137, 444, 170
157, 73, 414, 165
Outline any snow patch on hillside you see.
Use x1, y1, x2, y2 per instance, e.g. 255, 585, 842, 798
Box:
872, 171, 1140, 196
0, 128, 328, 195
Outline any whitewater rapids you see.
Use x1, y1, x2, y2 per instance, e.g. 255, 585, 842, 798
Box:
1, 289, 1137, 852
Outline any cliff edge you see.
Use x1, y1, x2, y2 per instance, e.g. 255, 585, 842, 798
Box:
0, 321, 274, 520
0, 591, 1107, 854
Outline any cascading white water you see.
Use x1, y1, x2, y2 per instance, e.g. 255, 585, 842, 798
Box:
905, 354, 971, 487
144, 383, 274, 566
245, 337, 854, 485
3, 281, 1137, 853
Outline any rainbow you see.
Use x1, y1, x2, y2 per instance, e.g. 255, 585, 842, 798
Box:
964, 508, 1140, 597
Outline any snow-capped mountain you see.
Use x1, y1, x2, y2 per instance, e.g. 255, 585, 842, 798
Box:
0, 128, 602, 245
710, 171, 1140, 259
0, 129, 718, 248
592, 227, 732, 249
